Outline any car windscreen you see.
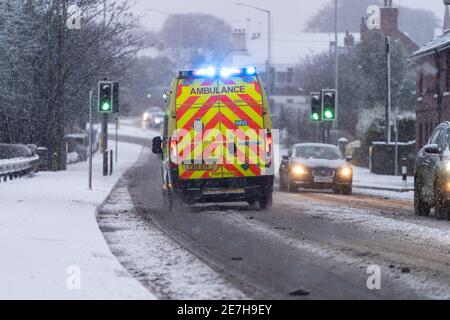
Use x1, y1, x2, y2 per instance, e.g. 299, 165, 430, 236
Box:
295, 146, 343, 160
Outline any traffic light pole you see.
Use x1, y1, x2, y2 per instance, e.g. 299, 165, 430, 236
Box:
115, 114, 119, 163
88, 90, 93, 190
102, 113, 108, 176
321, 122, 326, 144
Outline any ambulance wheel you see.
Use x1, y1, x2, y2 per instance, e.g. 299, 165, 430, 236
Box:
259, 191, 273, 210
163, 189, 181, 212
162, 188, 171, 211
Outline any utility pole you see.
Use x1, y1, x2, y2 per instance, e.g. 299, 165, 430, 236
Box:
234, 3, 271, 101
55, 0, 67, 171
385, 36, 392, 143
267, 10, 272, 101
334, 0, 339, 134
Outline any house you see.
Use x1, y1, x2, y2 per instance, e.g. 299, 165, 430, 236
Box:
360, 0, 419, 54
226, 29, 360, 113
413, 4, 450, 151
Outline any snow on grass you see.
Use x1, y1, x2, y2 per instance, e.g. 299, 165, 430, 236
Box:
0, 142, 154, 299
99, 183, 247, 300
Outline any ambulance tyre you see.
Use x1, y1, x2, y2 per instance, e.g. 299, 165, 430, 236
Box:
259, 191, 273, 210
163, 189, 181, 212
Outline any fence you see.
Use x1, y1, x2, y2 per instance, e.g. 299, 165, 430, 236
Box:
0, 144, 40, 182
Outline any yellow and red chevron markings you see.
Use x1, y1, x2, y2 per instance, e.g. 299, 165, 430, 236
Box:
175, 76, 267, 180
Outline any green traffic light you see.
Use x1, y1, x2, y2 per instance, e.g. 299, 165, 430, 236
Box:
324, 110, 333, 119
101, 101, 111, 111
312, 113, 320, 121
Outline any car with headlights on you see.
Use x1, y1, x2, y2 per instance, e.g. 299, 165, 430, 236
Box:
414, 121, 450, 220
279, 143, 353, 194
150, 111, 165, 128
142, 107, 161, 122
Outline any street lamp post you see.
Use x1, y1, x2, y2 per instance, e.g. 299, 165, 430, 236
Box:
334, 0, 339, 132
235, 3, 272, 101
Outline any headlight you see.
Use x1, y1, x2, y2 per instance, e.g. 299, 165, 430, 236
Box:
143, 112, 150, 121
155, 118, 162, 124
291, 164, 306, 176
445, 162, 450, 173
339, 166, 352, 178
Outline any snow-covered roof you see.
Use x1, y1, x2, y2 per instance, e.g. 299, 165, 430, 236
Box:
413, 30, 450, 58
228, 32, 360, 70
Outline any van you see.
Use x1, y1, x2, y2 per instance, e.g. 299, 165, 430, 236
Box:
152, 67, 274, 210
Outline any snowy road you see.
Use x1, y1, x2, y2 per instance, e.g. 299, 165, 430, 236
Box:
98, 136, 450, 300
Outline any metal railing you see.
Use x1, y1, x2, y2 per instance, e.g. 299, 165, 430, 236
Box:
0, 144, 40, 182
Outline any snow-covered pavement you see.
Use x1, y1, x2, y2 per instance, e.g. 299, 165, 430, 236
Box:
0, 142, 154, 299
353, 166, 414, 191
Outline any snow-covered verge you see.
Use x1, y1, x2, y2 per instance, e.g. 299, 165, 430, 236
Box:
98, 178, 247, 300
0, 142, 154, 299
118, 117, 159, 139
353, 166, 414, 192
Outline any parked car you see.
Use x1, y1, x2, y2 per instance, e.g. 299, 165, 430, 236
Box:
279, 143, 353, 194
415, 121, 450, 220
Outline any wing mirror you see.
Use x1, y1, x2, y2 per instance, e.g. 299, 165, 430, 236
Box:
346, 156, 353, 163
424, 144, 441, 154
152, 136, 163, 154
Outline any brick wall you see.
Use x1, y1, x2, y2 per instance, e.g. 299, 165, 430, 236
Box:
415, 49, 450, 151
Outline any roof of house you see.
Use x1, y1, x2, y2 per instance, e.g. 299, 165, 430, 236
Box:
413, 30, 450, 59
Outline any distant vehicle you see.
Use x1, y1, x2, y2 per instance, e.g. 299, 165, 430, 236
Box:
279, 143, 353, 194
143, 107, 161, 122
64, 133, 89, 162
152, 67, 274, 210
150, 111, 165, 128
415, 121, 450, 220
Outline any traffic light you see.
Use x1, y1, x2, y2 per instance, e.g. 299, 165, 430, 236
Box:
322, 89, 336, 121
310, 92, 322, 122
98, 81, 114, 113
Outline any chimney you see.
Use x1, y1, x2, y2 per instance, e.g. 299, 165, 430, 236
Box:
380, 0, 398, 35
444, 5, 450, 32
344, 30, 355, 47
232, 29, 247, 53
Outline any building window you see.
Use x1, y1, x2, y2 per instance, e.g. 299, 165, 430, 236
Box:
446, 51, 450, 91
418, 70, 424, 94
287, 68, 294, 84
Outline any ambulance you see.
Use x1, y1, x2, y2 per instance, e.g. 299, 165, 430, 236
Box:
152, 67, 274, 210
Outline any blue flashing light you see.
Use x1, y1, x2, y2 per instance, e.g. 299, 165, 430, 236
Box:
194, 67, 216, 77
246, 67, 257, 75
182, 66, 257, 79
220, 68, 241, 78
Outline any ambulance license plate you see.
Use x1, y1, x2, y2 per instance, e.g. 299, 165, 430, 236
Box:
203, 188, 245, 195
183, 164, 217, 171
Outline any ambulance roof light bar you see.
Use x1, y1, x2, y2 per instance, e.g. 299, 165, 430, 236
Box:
179, 67, 257, 79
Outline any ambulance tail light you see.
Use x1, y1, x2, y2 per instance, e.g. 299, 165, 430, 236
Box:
169, 138, 178, 168
265, 131, 272, 167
